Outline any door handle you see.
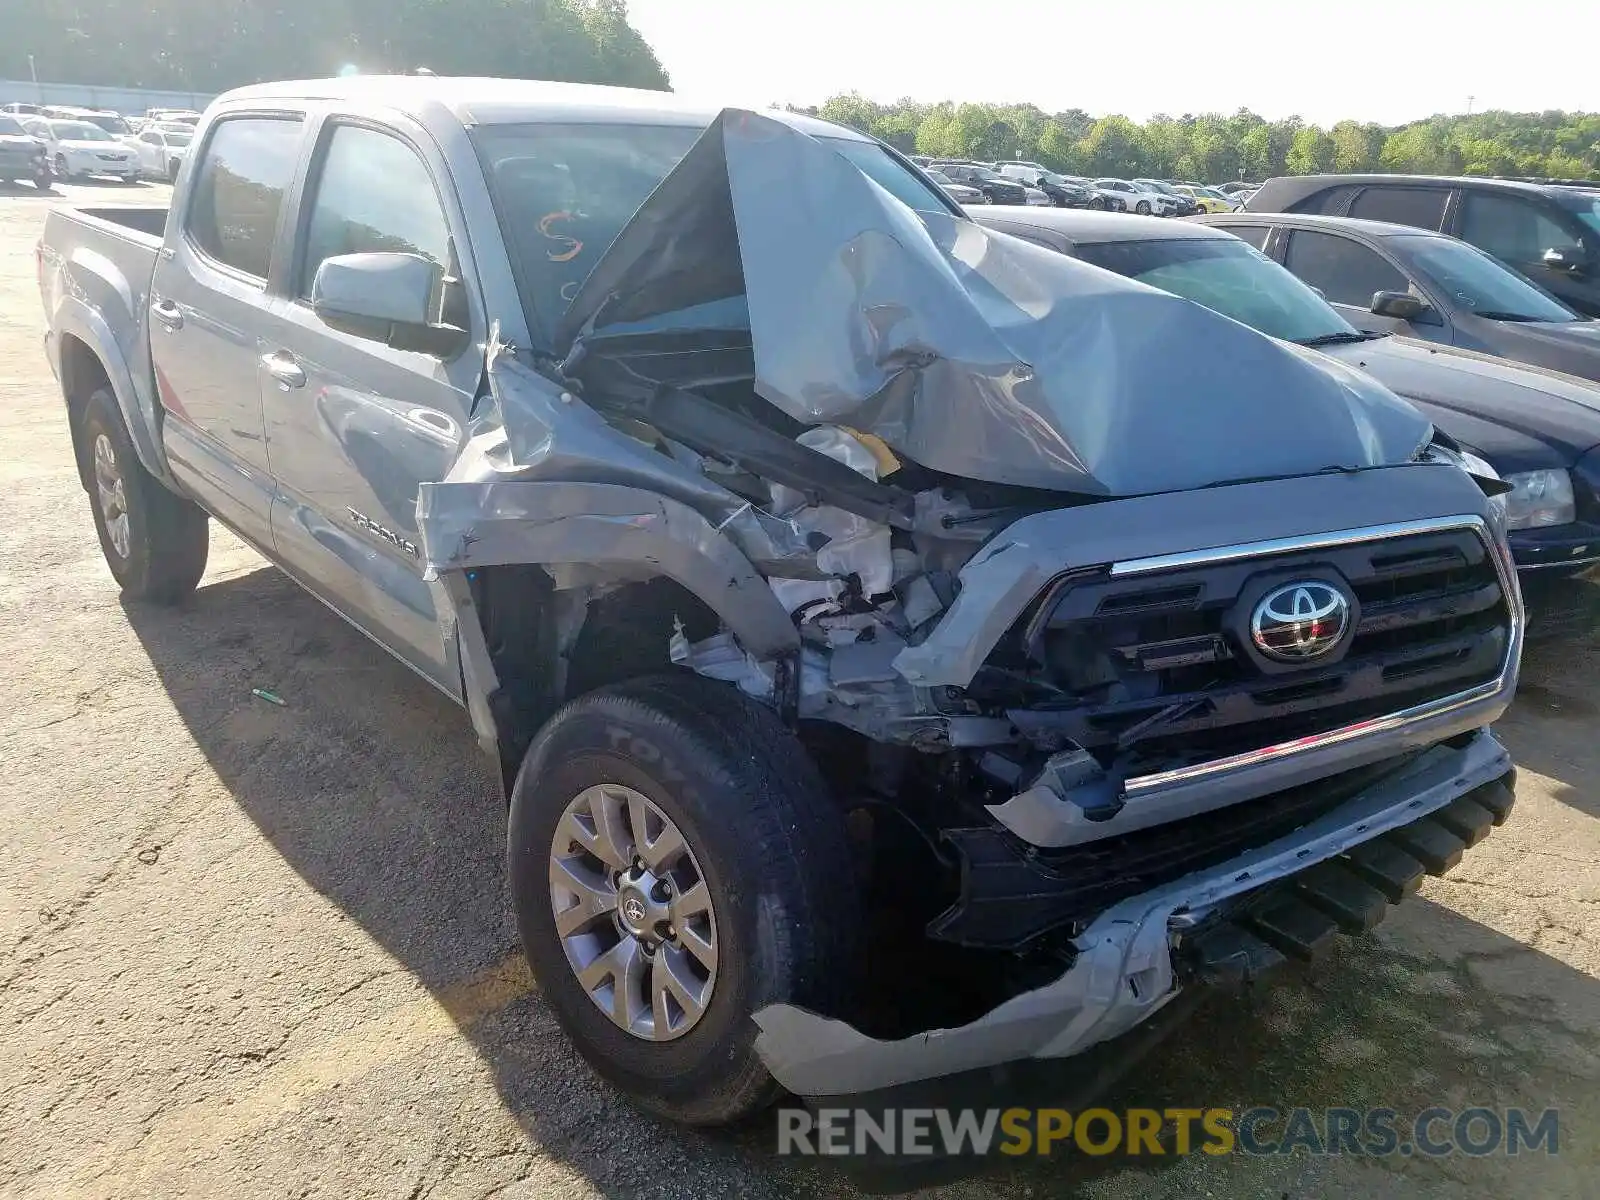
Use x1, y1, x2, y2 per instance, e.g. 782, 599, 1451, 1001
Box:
150, 296, 183, 330
260, 351, 306, 390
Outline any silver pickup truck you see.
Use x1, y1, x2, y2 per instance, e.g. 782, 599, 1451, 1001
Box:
39, 75, 1523, 1125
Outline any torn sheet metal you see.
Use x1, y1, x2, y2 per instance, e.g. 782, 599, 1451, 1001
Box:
752, 731, 1511, 1097
558, 109, 1431, 498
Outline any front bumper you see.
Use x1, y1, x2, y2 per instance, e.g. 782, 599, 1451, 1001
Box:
1509, 519, 1600, 572
753, 729, 1514, 1100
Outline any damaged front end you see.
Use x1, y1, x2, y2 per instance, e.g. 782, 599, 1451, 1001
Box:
418, 109, 1522, 1096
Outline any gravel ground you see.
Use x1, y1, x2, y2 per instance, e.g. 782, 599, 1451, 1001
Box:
1, 179, 1597, 1200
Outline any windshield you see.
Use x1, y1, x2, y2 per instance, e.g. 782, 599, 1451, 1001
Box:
52, 121, 111, 141
1138, 180, 1178, 195
475, 121, 954, 340
1392, 234, 1579, 322
85, 113, 129, 135
926, 170, 954, 184
823, 137, 955, 214
0, 116, 24, 136
1076, 236, 1361, 344
162, 131, 193, 148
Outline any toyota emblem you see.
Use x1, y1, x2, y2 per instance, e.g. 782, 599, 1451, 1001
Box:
1250, 581, 1351, 662
622, 895, 647, 924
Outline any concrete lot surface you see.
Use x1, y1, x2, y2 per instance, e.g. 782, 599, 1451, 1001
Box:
1, 178, 1597, 1199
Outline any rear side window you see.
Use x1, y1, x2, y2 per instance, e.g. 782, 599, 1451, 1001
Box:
1347, 186, 1449, 230
1283, 230, 1408, 306
186, 116, 303, 279
1287, 184, 1358, 215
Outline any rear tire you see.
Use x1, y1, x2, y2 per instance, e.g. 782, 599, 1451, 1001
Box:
77, 388, 209, 603
508, 674, 859, 1125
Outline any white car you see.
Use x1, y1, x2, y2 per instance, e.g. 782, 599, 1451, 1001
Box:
132, 125, 194, 180
1092, 178, 1181, 216
25, 118, 140, 181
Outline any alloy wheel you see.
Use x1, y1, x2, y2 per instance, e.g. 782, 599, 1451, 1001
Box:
93, 432, 131, 559
549, 783, 718, 1041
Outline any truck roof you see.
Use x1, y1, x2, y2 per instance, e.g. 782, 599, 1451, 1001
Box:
214, 75, 869, 141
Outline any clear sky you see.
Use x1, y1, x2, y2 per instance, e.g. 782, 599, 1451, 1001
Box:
626, 0, 1596, 127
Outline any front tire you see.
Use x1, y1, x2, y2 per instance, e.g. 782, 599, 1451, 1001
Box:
54, 153, 70, 181
77, 388, 209, 602
1136, 200, 1152, 215
32, 167, 52, 190
167, 158, 179, 182
508, 675, 859, 1125
1087, 195, 1105, 210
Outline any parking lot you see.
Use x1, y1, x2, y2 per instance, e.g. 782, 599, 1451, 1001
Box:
1, 179, 1598, 1199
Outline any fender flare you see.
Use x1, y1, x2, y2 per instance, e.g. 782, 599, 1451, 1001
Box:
49, 291, 172, 486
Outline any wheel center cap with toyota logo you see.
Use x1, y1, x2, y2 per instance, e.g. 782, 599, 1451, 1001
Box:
1250, 581, 1351, 662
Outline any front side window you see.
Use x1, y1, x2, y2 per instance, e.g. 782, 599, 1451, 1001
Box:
0, 116, 23, 135
299, 123, 453, 299
1283, 229, 1408, 307
1460, 192, 1585, 265
186, 116, 303, 279
1077, 236, 1359, 344
1347, 186, 1449, 231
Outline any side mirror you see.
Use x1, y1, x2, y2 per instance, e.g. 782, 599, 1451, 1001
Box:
310, 251, 469, 358
1370, 290, 1425, 320
1543, 247, 1579, 272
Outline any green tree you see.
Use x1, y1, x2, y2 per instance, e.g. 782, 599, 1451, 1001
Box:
1285, 126, 1336, 175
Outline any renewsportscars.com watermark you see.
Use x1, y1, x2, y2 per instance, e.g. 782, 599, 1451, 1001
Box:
775, 1106, 1560, 1159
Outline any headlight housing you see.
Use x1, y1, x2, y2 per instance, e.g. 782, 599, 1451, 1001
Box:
1501, 469, 1575, 530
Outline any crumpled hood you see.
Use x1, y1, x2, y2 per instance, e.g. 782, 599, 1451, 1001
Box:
557, 109, 1430, 497
1321, 335, 1600, 466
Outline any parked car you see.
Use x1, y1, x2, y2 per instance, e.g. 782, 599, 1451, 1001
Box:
1219, 181, 1260, 195
929, 160, 1028, 203
1244, 174, 1600, 317
972, 205, 1600, 575
1173, 184, 1237, 213
0, 113, 52, 189
145, 108, 202, 125
1093, 178, 1179, 216
925, 168, 986, 205
23, 118, 140, 181
41, 106, 133, 139
1133, 179, 1200, 216
997, 164, 1094, 207
2, 102, 44, 116
39, 76, 1521, 1129
131, 124, 193, 180
1197, 213, 1600, 387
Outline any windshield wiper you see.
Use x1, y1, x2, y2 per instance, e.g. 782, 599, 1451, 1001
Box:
1296, 331, 1374, 347
1472, 311, 1543, 322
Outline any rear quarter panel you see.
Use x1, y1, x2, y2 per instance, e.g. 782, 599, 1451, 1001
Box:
39, 207, 171, 482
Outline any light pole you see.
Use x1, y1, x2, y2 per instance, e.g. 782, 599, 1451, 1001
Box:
28, 53, 40, 103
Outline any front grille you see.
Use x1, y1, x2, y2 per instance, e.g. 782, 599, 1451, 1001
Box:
1019, 527, 1510, 775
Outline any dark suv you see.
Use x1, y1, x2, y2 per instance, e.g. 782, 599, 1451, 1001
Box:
1245, 174, 1600, 317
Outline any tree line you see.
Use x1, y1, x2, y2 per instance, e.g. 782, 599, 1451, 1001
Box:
2, 0, 668, 94
805, 95, 1600, 182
